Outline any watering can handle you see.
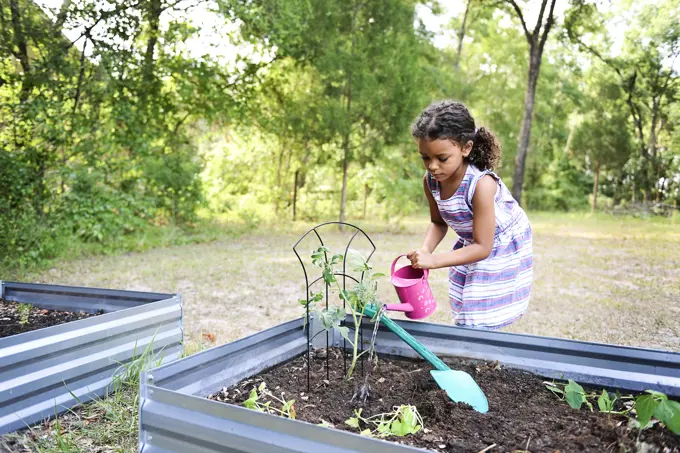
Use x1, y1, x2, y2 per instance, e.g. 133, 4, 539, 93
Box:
391, 254, 429, 279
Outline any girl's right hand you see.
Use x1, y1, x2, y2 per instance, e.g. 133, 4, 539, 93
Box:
407, 248, 428, 262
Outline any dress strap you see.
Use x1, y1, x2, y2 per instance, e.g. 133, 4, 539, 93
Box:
466, 168, 500, 209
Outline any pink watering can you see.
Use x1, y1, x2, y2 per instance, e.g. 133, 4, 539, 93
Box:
383, 254, 437, 320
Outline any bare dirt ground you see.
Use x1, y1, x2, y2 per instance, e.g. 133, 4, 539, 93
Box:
24, 212, 680, 352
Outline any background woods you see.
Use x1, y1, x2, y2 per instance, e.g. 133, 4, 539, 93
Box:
1, 0, 679, 270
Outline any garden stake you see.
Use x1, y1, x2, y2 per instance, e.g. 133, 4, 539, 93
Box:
363, 304, 489, 413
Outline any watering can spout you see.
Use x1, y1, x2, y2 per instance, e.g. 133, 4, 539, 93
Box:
383, 303, 414, 313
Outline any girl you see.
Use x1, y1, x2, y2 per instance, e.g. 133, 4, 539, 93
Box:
407, 100, 533, 329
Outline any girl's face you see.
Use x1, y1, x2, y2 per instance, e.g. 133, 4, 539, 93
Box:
418, 138, 472, 182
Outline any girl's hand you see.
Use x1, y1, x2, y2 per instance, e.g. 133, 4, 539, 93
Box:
407, 249, 436, 269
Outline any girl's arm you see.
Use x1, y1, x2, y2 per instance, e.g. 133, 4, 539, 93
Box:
410, 175, 496, 270
410, 175, 448, 257
420, 174, 448, 253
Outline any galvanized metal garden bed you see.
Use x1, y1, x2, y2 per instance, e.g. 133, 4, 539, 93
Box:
138, 316, 680, 453
0, 281, 182, 435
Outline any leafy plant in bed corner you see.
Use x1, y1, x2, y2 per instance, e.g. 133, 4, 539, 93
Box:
545, 380, 680, 434
299, 246, 384, 379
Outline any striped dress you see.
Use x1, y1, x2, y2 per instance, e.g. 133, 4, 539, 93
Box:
426, 164, 533, 329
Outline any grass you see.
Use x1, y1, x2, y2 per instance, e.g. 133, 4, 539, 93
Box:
0, 210, 678, 451
0, 339, 164, 453
0, 219, 249, 282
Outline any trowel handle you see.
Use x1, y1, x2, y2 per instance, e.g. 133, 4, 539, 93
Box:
363, 304, 449, 372
391, 254, 429, 280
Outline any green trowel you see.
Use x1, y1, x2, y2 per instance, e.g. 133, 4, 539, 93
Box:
363, 304, 489, 413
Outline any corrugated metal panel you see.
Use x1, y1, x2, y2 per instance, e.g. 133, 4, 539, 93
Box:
344, 317, 680, 397
150, 318, 306, 396
0, 282, 183, 435
2, 281, 174, 313
139, 316, 680, 453
140, 386, 422, 453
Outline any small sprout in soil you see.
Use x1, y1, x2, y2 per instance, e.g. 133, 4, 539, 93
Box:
344, 405, 423, 438
17, 303, 32, 325
544, 380, 680, 435
243, 382, 296, 419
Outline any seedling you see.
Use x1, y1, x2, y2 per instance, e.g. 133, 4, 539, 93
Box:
344, 405, 423, 438
545, 380, 680, 434
17, 303, 32, 325
300, 246, 384, 379
243, 382, 296, 419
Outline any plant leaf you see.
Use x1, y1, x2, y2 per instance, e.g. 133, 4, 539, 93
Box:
654, 400, 680, 435
360, 429, 373, 437
377, 422, 391, 434
390, 420, 405, 436
565, 380, 586, 409
636, 394, 660, 428
322, 266, 336, 284
645, 390, 668, 401
598, 390, 613, 412
345, 417, 360, 428
337, 326, 350, 342
346, 249, 368, 272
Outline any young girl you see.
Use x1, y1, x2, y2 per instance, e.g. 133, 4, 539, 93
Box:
407, 100, 533, 329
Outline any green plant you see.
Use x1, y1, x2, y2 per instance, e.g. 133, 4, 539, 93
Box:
545, 380, 680, 434
243, 382, 296, 419
344, 405, 423, 438
300, 246, 384, 378
17, 303, 32, 325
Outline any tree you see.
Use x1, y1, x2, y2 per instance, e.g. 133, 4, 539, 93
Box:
567, 0, 680, 203
501, 0, 558, 204
220, 0, 432, 223
572, 110, 634, 212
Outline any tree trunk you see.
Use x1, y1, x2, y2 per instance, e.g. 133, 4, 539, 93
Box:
10, 0, 32, 103
454, 0, 472, 71
632, 181, 636, 203
274, 145, 286, 214
340, 137, 350, 225
340, 1, 360, 227
511, 51, 541, 203
591, 160, 600, 213
363, 184, 368, 219
293, 170, 299, 221
141, 0, 162, 108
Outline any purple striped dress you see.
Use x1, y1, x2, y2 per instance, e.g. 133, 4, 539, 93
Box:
427, 164, 533, 329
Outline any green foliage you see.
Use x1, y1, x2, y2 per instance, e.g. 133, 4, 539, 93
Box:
1, 0, 679, 273
243, 381, 297, 419
303, 246, 383, 378
17, 303, 32, 325
344, 405, 423, 438
545, 381, 680, 435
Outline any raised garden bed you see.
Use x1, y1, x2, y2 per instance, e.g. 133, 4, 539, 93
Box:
0, 300, 101, 338
138, 317, 680, 453
0, 281, 183, 435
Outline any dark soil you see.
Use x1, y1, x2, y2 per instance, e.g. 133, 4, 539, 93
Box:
0, 300, 99, 338
209, 348, 680, 453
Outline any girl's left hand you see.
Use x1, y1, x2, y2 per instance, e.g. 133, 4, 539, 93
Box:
407, 249, 436, 269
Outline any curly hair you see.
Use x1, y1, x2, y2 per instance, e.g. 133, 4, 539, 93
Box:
410, 100, 501, 171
